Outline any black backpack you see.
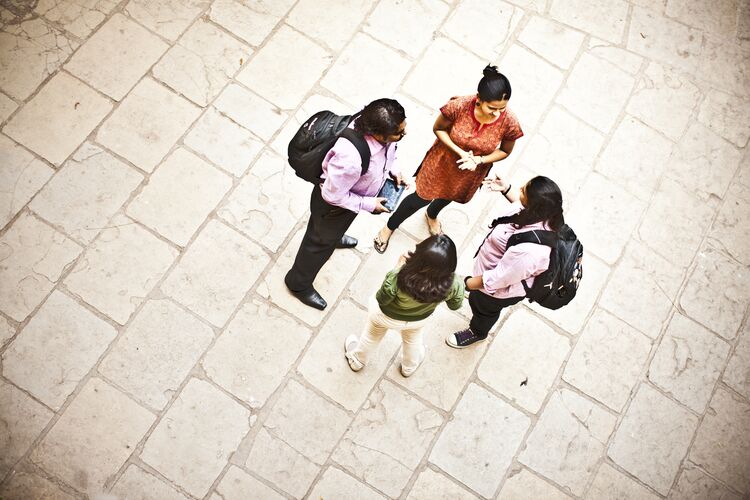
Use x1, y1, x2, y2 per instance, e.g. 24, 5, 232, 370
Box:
505, 225, 583, 310
287, 111, 370, 184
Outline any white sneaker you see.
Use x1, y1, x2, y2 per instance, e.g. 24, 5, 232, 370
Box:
344, 334, 364, 372
400, 345, 426, 378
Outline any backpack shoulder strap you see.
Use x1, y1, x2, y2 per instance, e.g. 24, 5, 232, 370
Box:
339, 128, 370, 175
506, 229, 557, 250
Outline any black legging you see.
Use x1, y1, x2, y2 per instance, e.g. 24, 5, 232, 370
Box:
386, 192, 451, 230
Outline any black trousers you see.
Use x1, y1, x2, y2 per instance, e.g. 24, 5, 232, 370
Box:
468, 290, 523, 338
285, 185, 358, 292
386, 192, 452, 231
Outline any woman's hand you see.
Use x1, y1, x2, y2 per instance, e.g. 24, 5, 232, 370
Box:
457, 150, 480, 171
482, 174, 509, 192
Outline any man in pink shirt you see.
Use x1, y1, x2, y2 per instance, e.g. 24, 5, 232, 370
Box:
285, 98, 407, 310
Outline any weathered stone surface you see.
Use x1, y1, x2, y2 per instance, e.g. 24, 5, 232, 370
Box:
0, 212, 81, 322
558, 53, 635, 133
442, 0, 522, 59
161, 220, 269, 327
308, 466, 386, 500
364, 0, 449, 59
65, 14, 168, 101
498, 468, 571, 500
3, 72, 112, 166
0, 469, 77, 500
124, 0, 208, 41
599, 242, 684, 338
649, 313, 730, 413
587, 463, 660, 500
670, 462, 743, 500
99, 299, 214, 410
0, 380, 53, 479
141, 378, 251, 498
35, 0, 118, 38
202, 299, 310, 406
689, 388, 750, 494
627, 6, 702, 73
64, 214, 178, 325
153, 20, 249, 106
110, 464, 190, 500
627, 62, 701, 141
666, 0, 739, 36
550, 0, 628, 43
698, 35, 750, 97
0, 92, 16, 123
596, 116, 674, 200
2, 291, 116, 409
245, 427, 320, 498
213, 83, 288, 141
407, 468, 479, 500
321, 33, 411, 107
431, 384, 530, 498
97, 78, 200, 173
479, 308, 570, 413
262, 380, 350, 465
217, 150, 308, 252
680, 244, 749, 340
184, 108, 263, 177
237, 25, 330, 109
126, 148, 231, 247
564, 309, 652, 411
723, 322, 750, 399
519, 16, 585, 69
402, 37, 486, 110
587, 38, 644, 74
698, 90, 750, 148
0, 315, 13, 347
567, 173, 645, 264
213, 465, 285, 500
0, 18, 76, 100
333, 381, 443, 497
609, 384, 699, 495
286, 0, 374, 51
30, 142, 143, 244
519, 389, 616, 496
30, 378, 154, 492
709, 182, 750, 266
209, 0, 295, 46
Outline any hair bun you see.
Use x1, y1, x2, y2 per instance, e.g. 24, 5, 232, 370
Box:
483, 64, 501, 78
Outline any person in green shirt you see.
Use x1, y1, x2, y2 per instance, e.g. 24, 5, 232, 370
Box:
345, 234, 465, 377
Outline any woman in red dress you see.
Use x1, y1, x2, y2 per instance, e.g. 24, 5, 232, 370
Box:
374, 65, 523, 252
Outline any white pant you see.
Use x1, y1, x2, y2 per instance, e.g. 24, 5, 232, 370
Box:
351, 297, 429, 372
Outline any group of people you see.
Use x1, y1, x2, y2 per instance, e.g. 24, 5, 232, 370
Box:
284, 65, 564, 377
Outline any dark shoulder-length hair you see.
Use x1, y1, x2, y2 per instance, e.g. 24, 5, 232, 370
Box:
397, 234, 458, 303
354, 98, 406, 137
491, 176, 564, 231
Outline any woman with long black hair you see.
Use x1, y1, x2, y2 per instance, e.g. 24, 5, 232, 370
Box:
345, 234, 464, 377
447, 175, 564, 348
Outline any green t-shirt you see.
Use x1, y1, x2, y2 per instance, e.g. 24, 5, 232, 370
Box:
375, 268, 465, 321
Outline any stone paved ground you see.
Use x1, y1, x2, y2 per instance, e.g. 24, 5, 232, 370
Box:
0, 0, 749, 498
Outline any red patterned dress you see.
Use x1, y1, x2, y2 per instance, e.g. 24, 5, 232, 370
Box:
415, 95, 523, 203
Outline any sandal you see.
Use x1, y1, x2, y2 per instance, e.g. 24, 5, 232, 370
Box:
424, 212, 443, 236
373, 228, 391, 254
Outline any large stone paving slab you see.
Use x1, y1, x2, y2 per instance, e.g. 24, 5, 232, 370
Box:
363, 0, 449, 59
407, 468, 479, 500
141, 378, 252, 498
30, 378, 155, 493
709, 181, 750, 266
208, 0, 295, 47
430, 383, 530, 498
34, 0, 118, 39
0, 212, 81, 322
549, 0, 628, 44
609, 383, 700, 495
124, 0, 209, 42
0, 468, 78, 500
307, 466, 386, 500
518, 16, 585, 70
498, 468, 571, 500
212, 465, 285, 500
213, 83, 288, 142
519, 389, 616, 496
723, 322, 750, 399
333, 380, 443, 497
441, 0, 521, 60
3, 71, 112, 166
160, 220, 269, 327
65, 13, 168, 101
2, 291, 116, 409
110, 464, 189, 500
698, 90, 750, 148
586, 463, 660, 500
627, 6, 703, 73
64, 214, 178, 325
202, 299, 310, 406
99, 298, 214, 410
30, 142, 143, 245
689, 388, 750, 494
670, 462, 743, 500
286, 0, 374, 51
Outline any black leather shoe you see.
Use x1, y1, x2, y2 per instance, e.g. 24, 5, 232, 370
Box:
289, 287, 327, 310
335, 235, 358, 249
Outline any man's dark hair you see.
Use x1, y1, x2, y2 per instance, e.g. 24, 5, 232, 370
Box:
397, 234, 458, 303
354, 98, 406, 137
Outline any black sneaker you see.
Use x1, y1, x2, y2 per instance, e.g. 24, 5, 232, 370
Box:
445, 328, 485, 349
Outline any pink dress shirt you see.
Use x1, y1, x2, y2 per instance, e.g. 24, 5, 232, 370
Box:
474, 201, 552, 299
320, 126, 399, 214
